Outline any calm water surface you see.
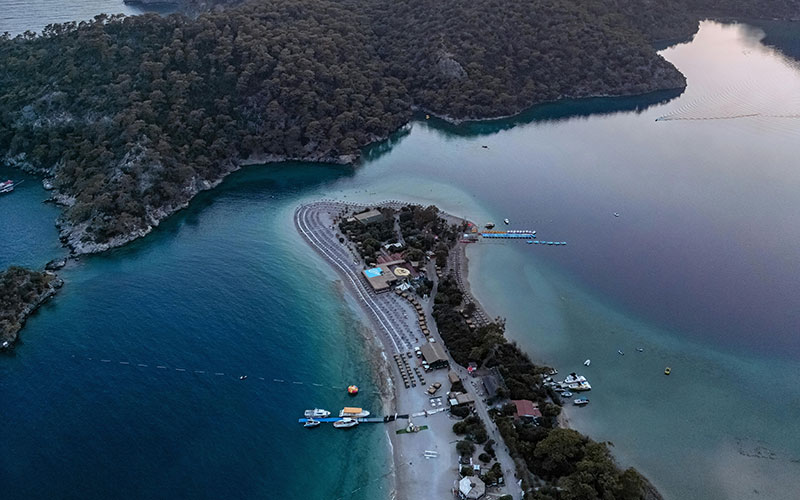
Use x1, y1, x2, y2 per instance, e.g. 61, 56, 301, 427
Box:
2, 15, 800, 500
0, 1, 155, 34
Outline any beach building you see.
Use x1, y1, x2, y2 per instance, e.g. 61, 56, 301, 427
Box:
512, 399, 542, 421
448, 391, 476, 408
362, 265, 397, 293
482, 374, 502, 400
457, 476, 486, 499
420, 342, 449, 369
482, 367, 507, 400
353, 208, 385, 225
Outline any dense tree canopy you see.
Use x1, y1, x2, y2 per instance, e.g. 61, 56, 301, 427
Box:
1, 0, 797, 253
0, 267, 59, 346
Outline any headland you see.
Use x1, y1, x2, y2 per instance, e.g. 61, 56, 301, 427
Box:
295, 200, 659, 499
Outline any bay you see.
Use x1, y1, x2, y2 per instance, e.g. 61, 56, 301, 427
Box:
2, 15, 800, 500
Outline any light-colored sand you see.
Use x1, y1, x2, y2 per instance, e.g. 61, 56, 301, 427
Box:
296, 201, 522, 500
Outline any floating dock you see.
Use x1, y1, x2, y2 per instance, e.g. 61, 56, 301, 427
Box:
480, 231, 536, 239
297, 415, 403, 424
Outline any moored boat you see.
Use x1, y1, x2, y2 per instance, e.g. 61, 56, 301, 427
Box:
569, 381, 592, 391
304, 408, 331, 418
304, 419, 321, 428
0, 180, 15, 194
333, 418, 359, 429
574, 397, 590, 406
563, 373, 586, 384
664, 367, 671, 375
485, 222, 495, 229
339, 407, 370, 418
562, 391, 573, 398
504, 218, 510, 225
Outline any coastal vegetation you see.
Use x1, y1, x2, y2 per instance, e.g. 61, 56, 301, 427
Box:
0, 0, 720, 253
338, 204, 463, 267
432, 272, 656, 498
0, 266, 62, 348
335, 201, 658, 498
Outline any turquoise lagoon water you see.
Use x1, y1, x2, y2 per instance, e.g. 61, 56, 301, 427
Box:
2, 17, 800, 500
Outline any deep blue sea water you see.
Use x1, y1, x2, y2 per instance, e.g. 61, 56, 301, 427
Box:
2, 10, 800, 500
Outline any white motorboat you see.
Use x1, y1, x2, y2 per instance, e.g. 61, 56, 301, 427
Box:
339, 407, 370, 418
304, 408, 331, 418
304, 419, 321, 428
333, 418, 359, 429
563, 373, 586, 384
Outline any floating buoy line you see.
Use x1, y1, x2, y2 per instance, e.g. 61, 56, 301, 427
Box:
71, 354, 381, 395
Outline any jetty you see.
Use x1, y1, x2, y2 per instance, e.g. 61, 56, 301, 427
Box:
480, 230, 536, 239
298, 414, 404, 424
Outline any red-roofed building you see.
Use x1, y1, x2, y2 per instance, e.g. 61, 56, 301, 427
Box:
512, 399, 542, 420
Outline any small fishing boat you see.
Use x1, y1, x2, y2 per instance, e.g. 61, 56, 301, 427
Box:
613, 212, 620, 217
636, 348, 644, 352
239, 375, 248, 380
574, 397, 590, 406
1, 180, 16, 194
347, 385, 359, 395
304, 419, 321, 428
664, 367, 671, 375
504, 218, 510, 225
333, 418, 359, 429
618, 350, 624, 356
485, 222, 495, 229
562, 391, 573, 398
583, 359, 591, 366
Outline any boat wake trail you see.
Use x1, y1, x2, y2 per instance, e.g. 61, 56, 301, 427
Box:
655, 78, 800, 122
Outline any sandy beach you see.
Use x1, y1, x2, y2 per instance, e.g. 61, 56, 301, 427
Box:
295, 200, 522, 500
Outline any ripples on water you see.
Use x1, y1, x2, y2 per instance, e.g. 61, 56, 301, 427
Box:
657, 24, 800, 123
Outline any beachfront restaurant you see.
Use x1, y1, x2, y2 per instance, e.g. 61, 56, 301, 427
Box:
457, 476, 486, 499
420, 342, 449, 369
362, 265, 397, 293
353, 208, 385, 225
512, 399, 542, 422
448, 391, 476, 408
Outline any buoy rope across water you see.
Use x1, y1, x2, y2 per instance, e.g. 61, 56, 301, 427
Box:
71, 354, 381, 395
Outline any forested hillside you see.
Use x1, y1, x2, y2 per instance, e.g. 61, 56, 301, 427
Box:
0, 267, 61, 348
1, 0, 798, 253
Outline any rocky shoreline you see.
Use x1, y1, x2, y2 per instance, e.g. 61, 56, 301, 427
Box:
34, 150, 358, 256
21, 83, 682, 259
0, 267, 63, 350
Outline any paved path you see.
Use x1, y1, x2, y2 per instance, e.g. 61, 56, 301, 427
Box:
297, 201, 523, 500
